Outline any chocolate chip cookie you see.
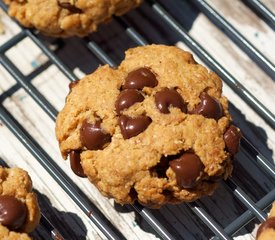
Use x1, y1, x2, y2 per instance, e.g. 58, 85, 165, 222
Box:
0, 167, 40, 238
55, 44, 242, 208
4, 0, 142, 37
256, 203, 275, 240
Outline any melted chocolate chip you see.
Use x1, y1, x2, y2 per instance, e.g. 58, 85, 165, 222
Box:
57, 0, 82, 13
115, 89, 144, 114
123, 68, 158, 90
224, 125, 242, 155
119, 115, 152, 139
256, 217, 275, 239
169, 153, 204, 188
69, 151, 86, 178
155, 88, 187, 114
69, 80, 80, 90
0, 195, 27, 230
80, 120, 111, 150
191, 92, 223, 120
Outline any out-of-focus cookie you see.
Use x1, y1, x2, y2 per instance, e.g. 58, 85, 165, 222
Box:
55, 44, 242, 208
4, 0, 142, 37
0, 167, 40, 238
256, 203, 275, 240
0, 225, 31, 240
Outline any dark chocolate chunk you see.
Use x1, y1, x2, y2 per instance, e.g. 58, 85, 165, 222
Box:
69, 151, 86, 178
0, 195, 27, 230
123, 68, 158, 90
256, 217, 275, 239
69, 80, 80, 90
80, 120, 111, 150
57, 0, 82, 13
155, 88, 187, 114
119, 115, 152, 139
224, 125, 242, 155
191, 92, 223, 120
115, 89, 144, 114
169, 153, 204, 188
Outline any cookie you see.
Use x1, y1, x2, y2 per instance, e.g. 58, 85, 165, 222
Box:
0, 225, 31, 240
0, 167, 40, 238
55, 44, 242, 208
256, 203, 275, 240
4, 0, 142, 37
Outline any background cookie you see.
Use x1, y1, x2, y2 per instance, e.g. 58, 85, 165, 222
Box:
4, 0, 142, 37
55, 44, 241, 208
0, 167, 40, 237
0, 225, 31, 240
256, 203, 275, 240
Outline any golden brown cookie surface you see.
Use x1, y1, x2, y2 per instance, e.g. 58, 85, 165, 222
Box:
0, 225, 31, 240
4, 0, 142, 37
55, 45, 241, 208
0, 167, 40, 237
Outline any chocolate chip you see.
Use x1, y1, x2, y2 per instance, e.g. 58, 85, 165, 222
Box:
69, 151, 86, 178
115, 89, 144, 114
57, 0, 82, 13
0, 195, 27, 230
191, 92, 223, 120
123, 68, 158, 90
256, 217, 275, 239
80, 120, 111, 150
119, 115, 152, 139
69, 80, 80, 90
169, 153, 204, 188
155, 88, 187, 114
224, 125, 242, 155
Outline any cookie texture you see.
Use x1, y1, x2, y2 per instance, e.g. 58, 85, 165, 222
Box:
0, 225, 31, 240
0, 167, 40, 237
257, 203, 275, 240
55, 44, 241, 208
4, 0, 142, 37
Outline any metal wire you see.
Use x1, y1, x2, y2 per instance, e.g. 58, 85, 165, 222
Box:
187, 202, 231, 240
192, 0, 275, 79
224, 188, 275, 236
0, 54, 58, 120
225, 179, 267, 221
245, 0, 275, 26
0, 0, 274, 239
40, 214, 65, 240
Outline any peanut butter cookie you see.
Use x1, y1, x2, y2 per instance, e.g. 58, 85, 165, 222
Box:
0, 167, 40, 238
4, 0, 142, 37
55, 45, 242, 208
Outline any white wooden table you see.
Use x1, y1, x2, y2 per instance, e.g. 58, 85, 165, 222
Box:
0, 0, 274, 239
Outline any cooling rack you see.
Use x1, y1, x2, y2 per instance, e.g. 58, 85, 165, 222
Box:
0, 0, 274, 239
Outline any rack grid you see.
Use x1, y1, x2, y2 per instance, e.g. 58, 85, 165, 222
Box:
0, 0, 274, 239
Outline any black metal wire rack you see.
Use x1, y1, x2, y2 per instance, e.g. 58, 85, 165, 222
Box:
0, 0, 274, 239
